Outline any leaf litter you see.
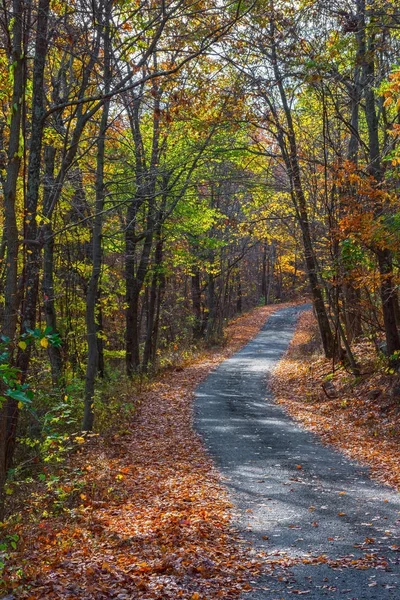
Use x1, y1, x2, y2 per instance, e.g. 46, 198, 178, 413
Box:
2, 303, 296, 599
271, 310, 400, 491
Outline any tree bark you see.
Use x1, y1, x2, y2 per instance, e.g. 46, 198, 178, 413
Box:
142, 230, 164, 372
42, 145, 63, 384
125, 74, 160, 376
359, 0, 400, 357
83, 0, 112, 431
269, 23, 335, 358
0, 0, 25, 520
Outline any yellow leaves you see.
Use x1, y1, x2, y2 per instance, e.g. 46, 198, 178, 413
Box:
35, 213, 50, 225
17, 401, 24, 410
18, 340, 27, 350
74, 436, 85, 444
40, 337, 49, 348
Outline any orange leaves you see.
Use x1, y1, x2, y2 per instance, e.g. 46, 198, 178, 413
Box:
272, 310, 400, 492
4, 304, 297, 599
381, 69, 400, 113
333, 160, 399, 254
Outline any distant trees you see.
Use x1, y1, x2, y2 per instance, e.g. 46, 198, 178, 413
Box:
229, 0, 400, 367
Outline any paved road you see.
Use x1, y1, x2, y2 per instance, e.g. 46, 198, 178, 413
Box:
194, 306, 400, 599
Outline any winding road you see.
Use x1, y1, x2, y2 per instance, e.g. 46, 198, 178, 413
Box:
195, 305, 400, 599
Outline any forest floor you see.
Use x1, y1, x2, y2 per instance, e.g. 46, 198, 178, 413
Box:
271, 310, 400, 491
2, 301, 296, 600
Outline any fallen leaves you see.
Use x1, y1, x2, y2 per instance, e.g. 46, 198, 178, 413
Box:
3, 303, 296, 599
271, 310, 400, 491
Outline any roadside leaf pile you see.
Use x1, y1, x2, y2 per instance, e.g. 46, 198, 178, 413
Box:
271, 311, 400, 490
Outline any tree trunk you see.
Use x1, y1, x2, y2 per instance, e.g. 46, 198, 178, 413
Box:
125, 74, 160, 376
142, 232, 163, 372
269, 23, 335, 358
359, 0, 400, 357
83, 1, 112, 431
205, 272, 218, 343
0, 0, 25, 519
42, 145, 63, 384
11, 0, 50, 465
236, 270, 242, 313
17, 0, 50, 378
261, 243, 267, 304
96, 289, 105, 379
191, 268, 203, 339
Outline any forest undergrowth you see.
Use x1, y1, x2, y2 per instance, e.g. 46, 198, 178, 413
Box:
272, 311, 400, 491
1, 303, 297, 599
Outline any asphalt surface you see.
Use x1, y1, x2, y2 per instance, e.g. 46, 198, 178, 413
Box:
194, 305, 400, 599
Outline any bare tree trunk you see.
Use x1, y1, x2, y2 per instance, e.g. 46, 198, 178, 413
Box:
0, 0, 25, 519
125, 74, 160, 376
261, 242, 267, 304
358, 0, 400, 358
205, 271, 217, 343
83, 0, 112, 431
16, 0, 50, 377
191, 268, 203, 339
7, 0, 50, 472
269, 24, 335, 358
236, 269, 242, 313
42, 146, 63, 384
142, 230, 164, 372
96, 289, 105, 379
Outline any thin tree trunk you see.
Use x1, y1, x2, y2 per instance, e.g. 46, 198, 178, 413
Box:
125, 73, 160, 376
236, 269, 242, 313
0, 0, 24, 520
142, 231, 163, 372
83, 0, 111, 431
96, 289, 105, 379
16, 0, 50, 377
42, 145, 63, 384
7, 0, 50, 472
205, 272, 217, 343
269, 22, 335, 358
358, 0, 400, 357
191, 268, 203, 339
261, 242, 267, 304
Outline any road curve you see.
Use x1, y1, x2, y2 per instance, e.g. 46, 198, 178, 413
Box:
194, 305, 400, 599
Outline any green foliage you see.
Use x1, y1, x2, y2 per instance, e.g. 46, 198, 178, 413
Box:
340, 239, 368, 270
0, 329, 61, 410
